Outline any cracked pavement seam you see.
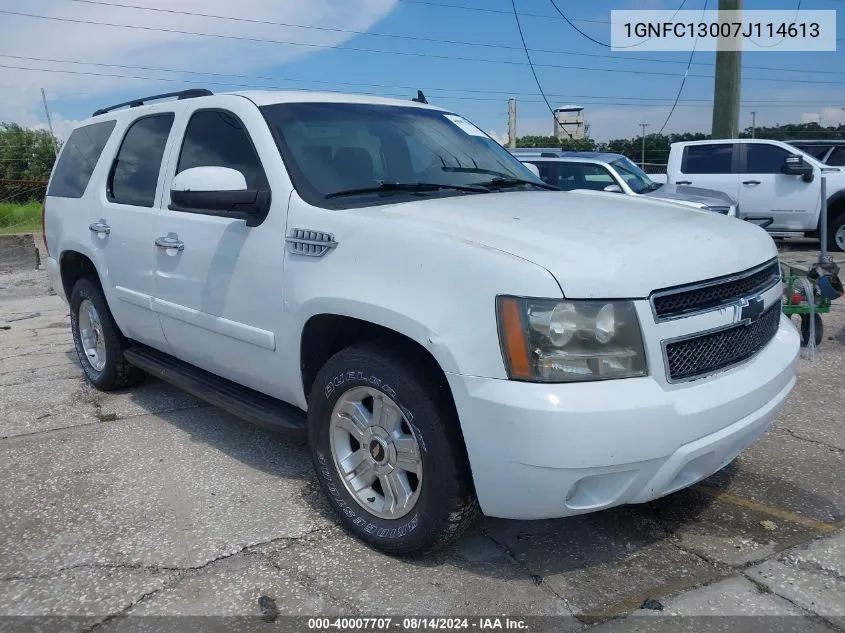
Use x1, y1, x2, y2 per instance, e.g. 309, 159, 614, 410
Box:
478, 527, 578, 620
60, 526, 339, 631
739, 570, 845, 633
780, 428, 845, 454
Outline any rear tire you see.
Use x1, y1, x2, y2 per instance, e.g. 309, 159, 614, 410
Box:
307, 342, 478, 555
70, 277, 145, 390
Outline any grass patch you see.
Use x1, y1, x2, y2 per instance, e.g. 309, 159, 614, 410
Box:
97, 413, 118, 423
0, 201, 41, 235
749, 578, 772, 594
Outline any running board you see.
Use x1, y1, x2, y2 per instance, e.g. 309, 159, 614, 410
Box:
769, 232, 806, 239
124, 346, 307, 435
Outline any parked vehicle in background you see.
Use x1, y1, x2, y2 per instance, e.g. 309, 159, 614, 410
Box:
665, 139, 845, 252
43, 89, 799, 555
511, 149, 738, 216
785, 139, 845, 166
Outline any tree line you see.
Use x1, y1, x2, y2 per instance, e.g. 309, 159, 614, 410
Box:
516, 122, 845, 164
2, 119, 844, 184
0, 123, 61, 182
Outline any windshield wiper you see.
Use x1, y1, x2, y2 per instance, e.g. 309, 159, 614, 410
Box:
476, 177, 559, 191
325, 181, 489, 199
644, 182, 663, 192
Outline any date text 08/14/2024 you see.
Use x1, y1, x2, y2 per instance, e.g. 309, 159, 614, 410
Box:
306, 617, 529, 630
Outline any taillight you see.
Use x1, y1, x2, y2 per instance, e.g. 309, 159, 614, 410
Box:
41, 201, 49, 258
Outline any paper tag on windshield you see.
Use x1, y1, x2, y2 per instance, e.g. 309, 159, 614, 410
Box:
443, 114, 487, 137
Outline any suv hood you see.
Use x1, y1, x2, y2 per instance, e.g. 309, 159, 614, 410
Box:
368, 190, 776, 298
642, 184, 736, 209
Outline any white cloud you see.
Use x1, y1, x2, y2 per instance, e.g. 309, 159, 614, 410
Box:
486, 130, 509, 146
0, 0, 397, 138
801, 107, 845, 127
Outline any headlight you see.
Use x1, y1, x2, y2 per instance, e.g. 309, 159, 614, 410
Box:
496, 297, 647, 382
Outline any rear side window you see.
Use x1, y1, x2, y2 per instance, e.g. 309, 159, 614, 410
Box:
109, 114, 174, 207
47, 120, 116, 198
681, 144, 733, 174
176, 110, 268, 190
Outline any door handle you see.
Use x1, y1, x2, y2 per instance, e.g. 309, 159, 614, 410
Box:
676, 180, 692, 185
89, 221, 111, 235
743, 180, 761, 186
155, 234, 185, 251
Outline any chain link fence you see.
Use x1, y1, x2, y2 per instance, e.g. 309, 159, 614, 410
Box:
0, 179, 48, 235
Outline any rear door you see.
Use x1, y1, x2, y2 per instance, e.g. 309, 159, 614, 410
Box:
738, 142, 820, 231
95, 112, 176, 349
676, 143, 740, 204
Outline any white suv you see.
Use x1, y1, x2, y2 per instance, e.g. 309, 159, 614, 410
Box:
43, 89, 800, 555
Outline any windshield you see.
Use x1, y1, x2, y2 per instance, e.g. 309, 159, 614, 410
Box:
609, 157, 656, 194
261, 102, 545, 208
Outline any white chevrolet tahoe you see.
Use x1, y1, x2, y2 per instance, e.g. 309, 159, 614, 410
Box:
665, 139, 845, 251
42, 89, 800, 555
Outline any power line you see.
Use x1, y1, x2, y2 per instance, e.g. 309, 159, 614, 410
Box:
509, 0, 570, 138
657, 0, 708, 135
397, 0, 609, 23
1, 59, 843, 110
4, 9, 845, 85
4, 53, 843, 105
49, 0, 845, 77
547, 0, 690, 49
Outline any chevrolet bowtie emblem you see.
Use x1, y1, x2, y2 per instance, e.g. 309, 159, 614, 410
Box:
735, 296, 765, 324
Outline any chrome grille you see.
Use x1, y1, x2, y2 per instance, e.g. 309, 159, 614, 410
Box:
664, 303, 781, 382
651, 259, 781, 321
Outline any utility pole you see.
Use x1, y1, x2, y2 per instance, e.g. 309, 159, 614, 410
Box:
41, 88, 59, 153
711, 0, 742, 139
750, 110, 756, 138
639, 123, 649, 166
508, 97, 517, 149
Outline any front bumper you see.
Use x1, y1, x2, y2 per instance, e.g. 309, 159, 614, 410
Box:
447, 314, 800, 520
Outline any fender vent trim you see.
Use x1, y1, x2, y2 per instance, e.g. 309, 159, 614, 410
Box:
285, 229, 338, 257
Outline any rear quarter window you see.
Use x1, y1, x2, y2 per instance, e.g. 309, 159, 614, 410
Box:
46, 120, 117, 198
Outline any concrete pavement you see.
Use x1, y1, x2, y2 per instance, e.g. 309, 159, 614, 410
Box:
1, 244, 844, 631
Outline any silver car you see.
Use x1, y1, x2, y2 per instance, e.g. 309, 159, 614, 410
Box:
512, 149, 738, 217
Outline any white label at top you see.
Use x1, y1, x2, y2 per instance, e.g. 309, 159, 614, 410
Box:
610, 10, 836, 52
444, 114, 487, 137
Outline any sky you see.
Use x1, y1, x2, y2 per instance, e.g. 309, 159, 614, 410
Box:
1, 0, 844, 144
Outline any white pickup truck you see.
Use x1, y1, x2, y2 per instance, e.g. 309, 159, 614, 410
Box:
43, 89, 799, 555
664, 139, 845, 252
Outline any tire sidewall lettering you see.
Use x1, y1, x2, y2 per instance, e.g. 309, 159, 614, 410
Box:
314, 446, 420, 541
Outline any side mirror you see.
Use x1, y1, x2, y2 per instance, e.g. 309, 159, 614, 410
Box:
782, 155, 815, 182
603, 184, 623, 193
523, 163, 541, 178
169, 166, 271, 227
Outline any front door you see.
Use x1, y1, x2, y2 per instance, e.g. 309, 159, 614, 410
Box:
151, 102, 290, 399
738, 143, 820, 231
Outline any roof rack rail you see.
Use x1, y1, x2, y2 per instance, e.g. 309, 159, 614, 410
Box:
92, 89, 213, 117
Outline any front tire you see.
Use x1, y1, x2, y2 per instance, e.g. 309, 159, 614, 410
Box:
70, 277, 145, 390
828, 209, 845, 253
307, 342, 478, 555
